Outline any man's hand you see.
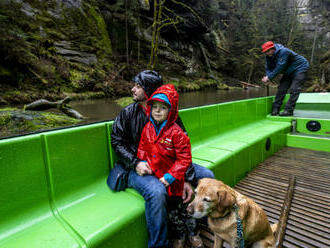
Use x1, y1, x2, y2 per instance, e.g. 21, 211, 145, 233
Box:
182, 182, 194, 204
159, 177, 169, 187
136, 161, 152, 176
262, 76, 270, 83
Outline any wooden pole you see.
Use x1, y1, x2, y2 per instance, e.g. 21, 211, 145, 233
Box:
267, 85, 269, 96
275, 175, 296, 248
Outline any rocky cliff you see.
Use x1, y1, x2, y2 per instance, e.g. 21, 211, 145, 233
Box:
0, 0, 329, 105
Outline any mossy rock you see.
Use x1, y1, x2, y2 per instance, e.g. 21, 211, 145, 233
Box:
0, 0, 113, 100
2, 90, 37, 104
196, 79, 218, 88
0, 108, 80, 138
167, 78, 220, 92
217, 83, 230, 90
185, 82, 200, 91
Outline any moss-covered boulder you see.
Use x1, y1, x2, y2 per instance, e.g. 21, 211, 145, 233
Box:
0, 0, 113, 103
0, 108, 80, 138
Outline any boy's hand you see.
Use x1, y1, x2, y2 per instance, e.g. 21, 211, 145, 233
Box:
136, 161, 152, 176
159, 177, 169, 187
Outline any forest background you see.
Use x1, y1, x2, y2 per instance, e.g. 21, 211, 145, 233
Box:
0, 0, 329, 105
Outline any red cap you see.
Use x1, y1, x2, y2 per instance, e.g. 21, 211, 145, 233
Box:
261, 41, 275, 53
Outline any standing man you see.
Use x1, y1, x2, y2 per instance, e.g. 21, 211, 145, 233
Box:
261, 41, 309, 116
111, 70, 214, 248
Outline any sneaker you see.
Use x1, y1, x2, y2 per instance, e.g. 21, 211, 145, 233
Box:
173, 238, 185, 248
189, 235, 204, 248
279, 110, 293, 116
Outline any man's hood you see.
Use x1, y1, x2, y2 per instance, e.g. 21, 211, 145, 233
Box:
132, 70, 163, 98
274, 43, 284, 55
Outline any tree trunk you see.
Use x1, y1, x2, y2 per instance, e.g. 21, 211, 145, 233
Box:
125, 0, 129, 65
310, 24, 318, 65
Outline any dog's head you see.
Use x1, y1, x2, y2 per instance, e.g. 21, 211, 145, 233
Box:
187, 178, 236, 219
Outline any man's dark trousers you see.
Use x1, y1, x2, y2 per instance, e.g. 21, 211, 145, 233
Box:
273, 72, 306, 112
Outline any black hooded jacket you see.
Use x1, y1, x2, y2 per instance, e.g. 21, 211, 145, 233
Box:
111, 70, 195, 182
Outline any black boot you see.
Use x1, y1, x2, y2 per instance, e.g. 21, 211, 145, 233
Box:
279, 110, 293, 116
271, 108, 279, 116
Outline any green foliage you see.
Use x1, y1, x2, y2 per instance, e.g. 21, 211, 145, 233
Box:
0, 113, 11, 126
87, 5, 112, 57
70, 70, 89, 89
168, 78, 218, 92
115, 97, 134, 107
0, 0, 328, 104
212, 0, 318, 83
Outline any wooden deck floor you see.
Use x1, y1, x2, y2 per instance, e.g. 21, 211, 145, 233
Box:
191, 147, 330, 248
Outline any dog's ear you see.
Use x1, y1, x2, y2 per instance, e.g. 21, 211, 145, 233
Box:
216, 190, 235, 215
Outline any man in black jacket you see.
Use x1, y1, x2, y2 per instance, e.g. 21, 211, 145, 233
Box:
111, 70, 214, 248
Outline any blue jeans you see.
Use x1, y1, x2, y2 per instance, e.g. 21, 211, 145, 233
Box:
127, 163, 214, 248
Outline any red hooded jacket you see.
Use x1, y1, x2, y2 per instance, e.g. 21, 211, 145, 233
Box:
137, 84, 192, 196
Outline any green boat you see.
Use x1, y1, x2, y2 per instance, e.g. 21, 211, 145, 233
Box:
0, 93, 329, 248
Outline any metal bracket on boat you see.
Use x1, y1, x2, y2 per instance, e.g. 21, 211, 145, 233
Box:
291, 119, 297, 134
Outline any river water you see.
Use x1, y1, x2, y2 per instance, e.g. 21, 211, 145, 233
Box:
71, 87, 277, 123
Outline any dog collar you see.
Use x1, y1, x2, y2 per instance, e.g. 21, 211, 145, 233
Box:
234, 203, 245, 248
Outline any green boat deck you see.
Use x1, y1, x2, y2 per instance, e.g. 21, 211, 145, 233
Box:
293, 93, 330, 119
0, 93, 329, 247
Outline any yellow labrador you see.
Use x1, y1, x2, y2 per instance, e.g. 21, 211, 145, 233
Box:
187, 178, 277, 248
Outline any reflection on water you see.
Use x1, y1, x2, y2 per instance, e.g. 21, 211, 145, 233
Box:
71, 87, 276, 123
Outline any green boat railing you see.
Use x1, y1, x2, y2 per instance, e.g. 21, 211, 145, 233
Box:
0, 93, 329, 248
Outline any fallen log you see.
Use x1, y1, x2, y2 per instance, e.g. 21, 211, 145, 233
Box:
25, 97, 71, 110
60, 106, 85, 120
239, 81, 261, 88
25, 97, 85, 119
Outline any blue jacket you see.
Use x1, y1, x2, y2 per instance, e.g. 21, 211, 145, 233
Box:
265, 44, 309, 80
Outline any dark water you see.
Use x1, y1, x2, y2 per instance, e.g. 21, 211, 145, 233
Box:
71, 87, 276, 123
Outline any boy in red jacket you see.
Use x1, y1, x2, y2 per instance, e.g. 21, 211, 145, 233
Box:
137, 84, 201, 248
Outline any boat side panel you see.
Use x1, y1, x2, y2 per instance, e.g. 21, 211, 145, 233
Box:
286, 134, 330, 152
179, 108, 202, 146
199, 105, 219, 143
0, 135, 80, 248
295, 118, 330, 136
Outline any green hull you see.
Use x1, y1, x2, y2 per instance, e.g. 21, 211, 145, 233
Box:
0, 93, 329, 248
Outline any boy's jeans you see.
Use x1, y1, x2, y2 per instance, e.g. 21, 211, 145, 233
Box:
127, 163, 214, 248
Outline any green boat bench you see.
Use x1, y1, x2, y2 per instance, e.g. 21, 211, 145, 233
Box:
0, 96, 293, 248
180, 96, 291, 186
